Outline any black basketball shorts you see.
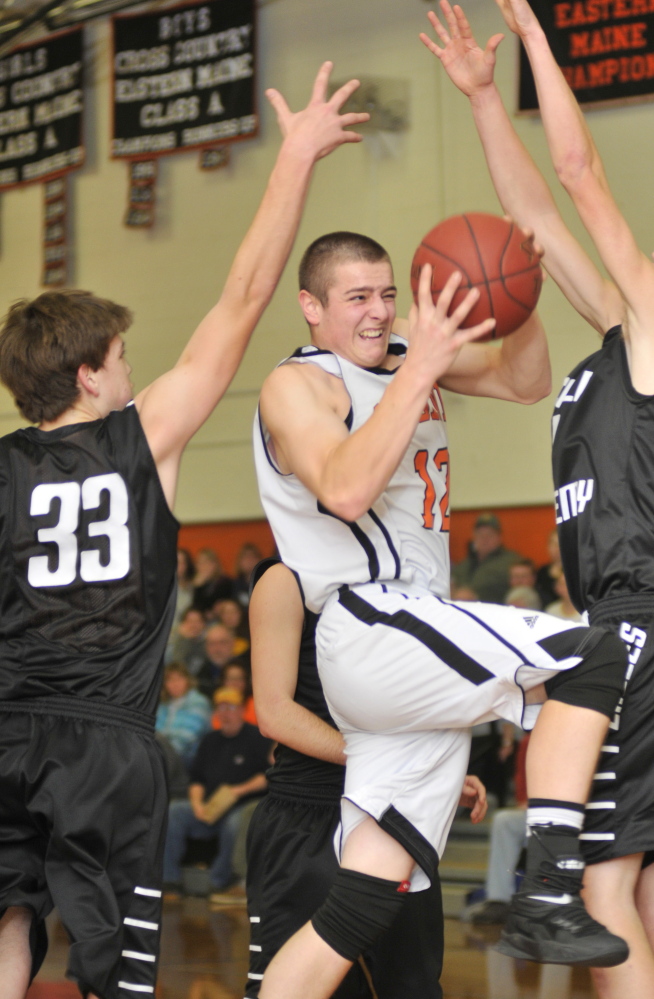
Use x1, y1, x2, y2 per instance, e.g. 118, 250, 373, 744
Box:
0, 707, 168, 999
582, 599, 654, 864
245, 789, 444, 999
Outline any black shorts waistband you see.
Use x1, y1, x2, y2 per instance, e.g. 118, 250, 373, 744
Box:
267, 782, 343, 807
0, 696, 155, 736
589, 594, 654, 628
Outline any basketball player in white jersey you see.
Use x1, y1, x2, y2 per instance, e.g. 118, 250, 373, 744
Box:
253, 218, 630, 994
423, 1, 654, 995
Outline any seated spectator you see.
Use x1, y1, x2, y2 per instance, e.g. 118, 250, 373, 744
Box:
168, 606, 207, 675
451, 513, 521, 604
162, 688, 270, 900
505, 585, 541, 610
508, 558, 540, 604
208, 598, 250, 654
196, 623, 247, 701
535, 528, 562, 609
232, 542, 263, 614
546, 568, 583, 622
156, 663, 212, 768
193, 548, 235, 613
462, 733, 530, 926
174, 548, 196, 629
212, 662, 257, 729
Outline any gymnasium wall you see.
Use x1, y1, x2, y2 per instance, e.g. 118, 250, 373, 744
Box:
1, 0, 652, 525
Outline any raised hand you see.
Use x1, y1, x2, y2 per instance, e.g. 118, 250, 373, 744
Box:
459, 774, 488, 824
420, 1, 504, 97
266, 61, 369, 161
495, 0, 540, 37
406, 263, 496, 384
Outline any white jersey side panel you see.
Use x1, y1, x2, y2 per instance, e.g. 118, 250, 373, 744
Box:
253, 339, 450, 612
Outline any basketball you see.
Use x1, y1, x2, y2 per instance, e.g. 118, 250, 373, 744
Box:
410, 213, 543, 340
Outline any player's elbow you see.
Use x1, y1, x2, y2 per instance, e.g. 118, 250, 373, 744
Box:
319, 488, 369, 524
515, 370, 552, 404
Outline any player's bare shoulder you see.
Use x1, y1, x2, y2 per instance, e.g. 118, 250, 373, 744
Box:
261, 357, 350, 424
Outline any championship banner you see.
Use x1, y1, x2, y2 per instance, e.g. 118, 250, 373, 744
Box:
0, 28, 84, 191
111, 0, 257, 159
519, 0, 654, 111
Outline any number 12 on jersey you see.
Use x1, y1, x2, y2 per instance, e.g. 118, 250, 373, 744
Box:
414, 447, 450, 532
28, 472, 131, 587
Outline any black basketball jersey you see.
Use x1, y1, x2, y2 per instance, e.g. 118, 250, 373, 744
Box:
551, 327, 654, 613
0, 403, 178, 717
252, 560, 344, 795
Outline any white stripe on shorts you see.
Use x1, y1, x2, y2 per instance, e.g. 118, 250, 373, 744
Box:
248, 973, 264, 981
124, 918, 158, 930
601, 745, 619, 753
249, 944, 262, 952
579, 832, 615, 840
594, 772, 616, 780
250, 916, 260, 923
585, 802, 616, 810
122, 950, 156, 962
135, 886, 161, 898
118, 983, 154, 993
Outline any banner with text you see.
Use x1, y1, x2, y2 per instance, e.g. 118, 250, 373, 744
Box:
112, 0, 257, 159
0, 28, 84, 191
519, 0, 654, 110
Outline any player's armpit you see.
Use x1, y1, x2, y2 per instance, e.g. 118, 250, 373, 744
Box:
259, 361, 351, 487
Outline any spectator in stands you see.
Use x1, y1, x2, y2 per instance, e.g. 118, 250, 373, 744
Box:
508, 558, 540, 599
451, 513, 521, 603
535, 528, 562, 609
175, 548, 196, 628
462, 734, 530, 926
505, 584, 541, 611
546, 568, 583, 622
212, 662, 257, 729
209, 598, 250, 654
193, 548, 235, 613
168, 606, 207, 675
162, 687, 270, 900
233, 543, 264, 613
156, 663, 213, 768
196, 623, 242, 700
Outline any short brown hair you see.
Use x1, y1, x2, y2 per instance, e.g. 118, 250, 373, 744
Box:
0, 289, 132, 424
299, 232, 391, 306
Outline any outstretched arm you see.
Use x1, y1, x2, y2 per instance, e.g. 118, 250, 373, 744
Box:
493, 0, 654, 354
135, 63, 369, 508
250, 562, 346, 765
421, 1, 623, 335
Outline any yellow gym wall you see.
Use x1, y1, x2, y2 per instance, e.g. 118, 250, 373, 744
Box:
0, 0, 651, 524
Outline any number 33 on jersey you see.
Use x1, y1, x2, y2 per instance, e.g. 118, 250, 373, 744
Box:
28, 472, 130, 588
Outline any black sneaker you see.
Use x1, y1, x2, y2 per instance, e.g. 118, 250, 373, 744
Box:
496, 883, 629, 967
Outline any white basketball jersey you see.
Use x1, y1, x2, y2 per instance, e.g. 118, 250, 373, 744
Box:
254, 337, 451, 613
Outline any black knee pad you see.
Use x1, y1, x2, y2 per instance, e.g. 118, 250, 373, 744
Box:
311, 868, 409, 961
544, 631, 627, 719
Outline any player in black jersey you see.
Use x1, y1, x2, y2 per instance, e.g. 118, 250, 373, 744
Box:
245, 558, 487, 999
428, 0, 654, 995
0, 65, 369, 999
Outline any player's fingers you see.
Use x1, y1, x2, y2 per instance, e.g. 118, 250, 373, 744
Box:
419, 32, 444, 58
265, 88, 290, 118
330, 76, 361, 109
339, 111, 370, 128
310, 61, 334, 102
417, 262, 437, 309
435, 269, 469, 318
440, 0, 460, 38
485, 32, 505, 57
456, 316, 496, 343
453, 3, 475, 39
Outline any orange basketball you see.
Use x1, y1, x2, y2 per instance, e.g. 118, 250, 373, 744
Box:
410, 213, 543, 340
